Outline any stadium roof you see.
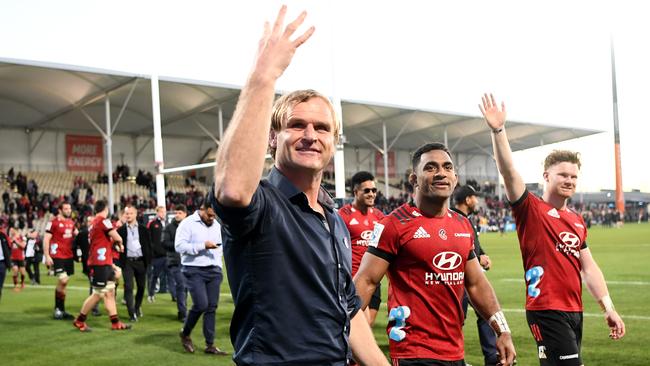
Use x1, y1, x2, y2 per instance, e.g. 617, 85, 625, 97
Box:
0, 58, 603, 155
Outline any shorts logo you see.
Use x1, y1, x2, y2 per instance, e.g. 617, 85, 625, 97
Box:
369, 223, 384, 247
538, 346, 547, 359
559, 354, 579, 360
432, 251, 462, 271
438, 229, 447, 240
547, 208, 560, 218
413, 226, 430, 239
559, 231, 580, 248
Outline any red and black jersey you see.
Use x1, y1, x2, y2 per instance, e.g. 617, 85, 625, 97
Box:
338, 204, 385, 276
511, 190, 587, 312
11, 235, 25, 261
88, 215, 115, 266
367, 203, 476, 361
45, 216, 76, 259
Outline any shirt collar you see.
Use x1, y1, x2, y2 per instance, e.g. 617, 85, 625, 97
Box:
267, 167, 335, 212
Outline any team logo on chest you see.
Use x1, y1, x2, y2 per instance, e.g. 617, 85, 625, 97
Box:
424, 251, 465, 286
555, 231, 581, 258
438, 229, 447, 240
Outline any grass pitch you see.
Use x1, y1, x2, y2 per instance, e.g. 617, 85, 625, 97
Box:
1, 223, 648, 365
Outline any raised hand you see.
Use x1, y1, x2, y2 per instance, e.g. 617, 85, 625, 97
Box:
479, 93, 507, 131
252, 5, 315, 82
605, 310, 626, 340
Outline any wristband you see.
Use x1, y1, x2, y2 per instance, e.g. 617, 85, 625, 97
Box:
492, 127, 503, 134
599, 295, 615, 313
488, 310, 511, 335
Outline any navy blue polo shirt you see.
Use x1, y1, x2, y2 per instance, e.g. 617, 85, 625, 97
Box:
212, 167, 360, 366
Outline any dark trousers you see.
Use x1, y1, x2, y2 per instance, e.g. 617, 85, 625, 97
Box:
169, 265, 187, 316
25, 257, 40, 284
0, 262, 6, 301
463, 292, 498, 365
148, 257, 168, 296
123, 258, 147, 316
181, 265, 223, 346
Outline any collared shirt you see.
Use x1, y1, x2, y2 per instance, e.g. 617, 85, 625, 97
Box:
213, 167, 360, 366
174, 211, 222, 268
126, 222, 143, 258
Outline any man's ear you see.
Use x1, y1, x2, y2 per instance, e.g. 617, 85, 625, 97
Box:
543, 171, 549, 183
408, 173, 418, 188
269, 130, 277, 150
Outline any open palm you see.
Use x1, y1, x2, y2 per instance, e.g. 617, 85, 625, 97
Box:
479, 93, 506, 130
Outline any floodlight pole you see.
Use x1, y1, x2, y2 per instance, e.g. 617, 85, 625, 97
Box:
610, 36, 625, 216
151, 75, 166, 208
105, 96, 115, 215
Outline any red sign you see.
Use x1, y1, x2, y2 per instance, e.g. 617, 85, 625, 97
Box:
375, 151, 396, 178
66, 135, 104, 172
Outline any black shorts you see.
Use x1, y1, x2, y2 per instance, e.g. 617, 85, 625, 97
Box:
53, 258, 75, 276
12, 260, 25, 267
526, 310, 583, 366
90, 265, 116, 288
369, 284, 382, 310
395, 358, 464, 366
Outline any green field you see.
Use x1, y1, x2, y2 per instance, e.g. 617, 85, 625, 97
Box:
1, 223, 648, 365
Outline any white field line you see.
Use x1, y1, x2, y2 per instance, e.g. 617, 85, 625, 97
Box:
16, 285, 650, 320
9, 284, 233, 298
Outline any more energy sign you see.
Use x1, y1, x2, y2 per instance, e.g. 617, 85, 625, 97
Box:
66, 135, 104, 172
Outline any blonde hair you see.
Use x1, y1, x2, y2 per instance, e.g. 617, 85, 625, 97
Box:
269, 89, 340, 158
544, 150, 581, 170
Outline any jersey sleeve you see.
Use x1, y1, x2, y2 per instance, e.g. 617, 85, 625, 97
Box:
101, 218, 113, 232
510, 189, 532, 224
45, 220, 53, 234
366, 217, 400, 263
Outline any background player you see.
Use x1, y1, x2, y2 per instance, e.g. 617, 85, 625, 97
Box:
43, 202, 77, 319
451, 185, 499, 366
479, 93, 625, 365
9, 227, 27, 291
339, 171, 384, 326
73, 200, 130, 332
354, 142, 516, 366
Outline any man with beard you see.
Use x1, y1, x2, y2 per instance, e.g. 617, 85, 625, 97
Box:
354, 143, 516, 366
451, 185, 498, 366
43, 202, 77, 319
175, 201, 227, 356
479, 94, 625, 365
339, 171, 384, 326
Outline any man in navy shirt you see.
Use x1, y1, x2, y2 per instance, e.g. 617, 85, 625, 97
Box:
212, 6, 388, 366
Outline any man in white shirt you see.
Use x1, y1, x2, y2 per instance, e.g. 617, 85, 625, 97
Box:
175, 201, 227, 356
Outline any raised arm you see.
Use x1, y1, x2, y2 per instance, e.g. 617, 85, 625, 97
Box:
580, 248, 626, 340
214, 6, 315, 208
478, 93, 525, 202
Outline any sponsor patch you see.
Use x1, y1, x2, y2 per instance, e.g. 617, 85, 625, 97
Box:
454, 232, 471, 238
438, 228, 447, 240
369, 223, 384, 247
538, 346, 547, 359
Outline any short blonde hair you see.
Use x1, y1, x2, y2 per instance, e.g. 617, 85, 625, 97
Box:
544, 150, 581, 170
269, 89, 340, 158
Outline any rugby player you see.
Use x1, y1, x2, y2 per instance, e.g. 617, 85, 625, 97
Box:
339, 171, 384, 326
73, 200, 130, 332
43, 202, 77, 319
479, 93, 625, 365
354, 143, 516, 366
